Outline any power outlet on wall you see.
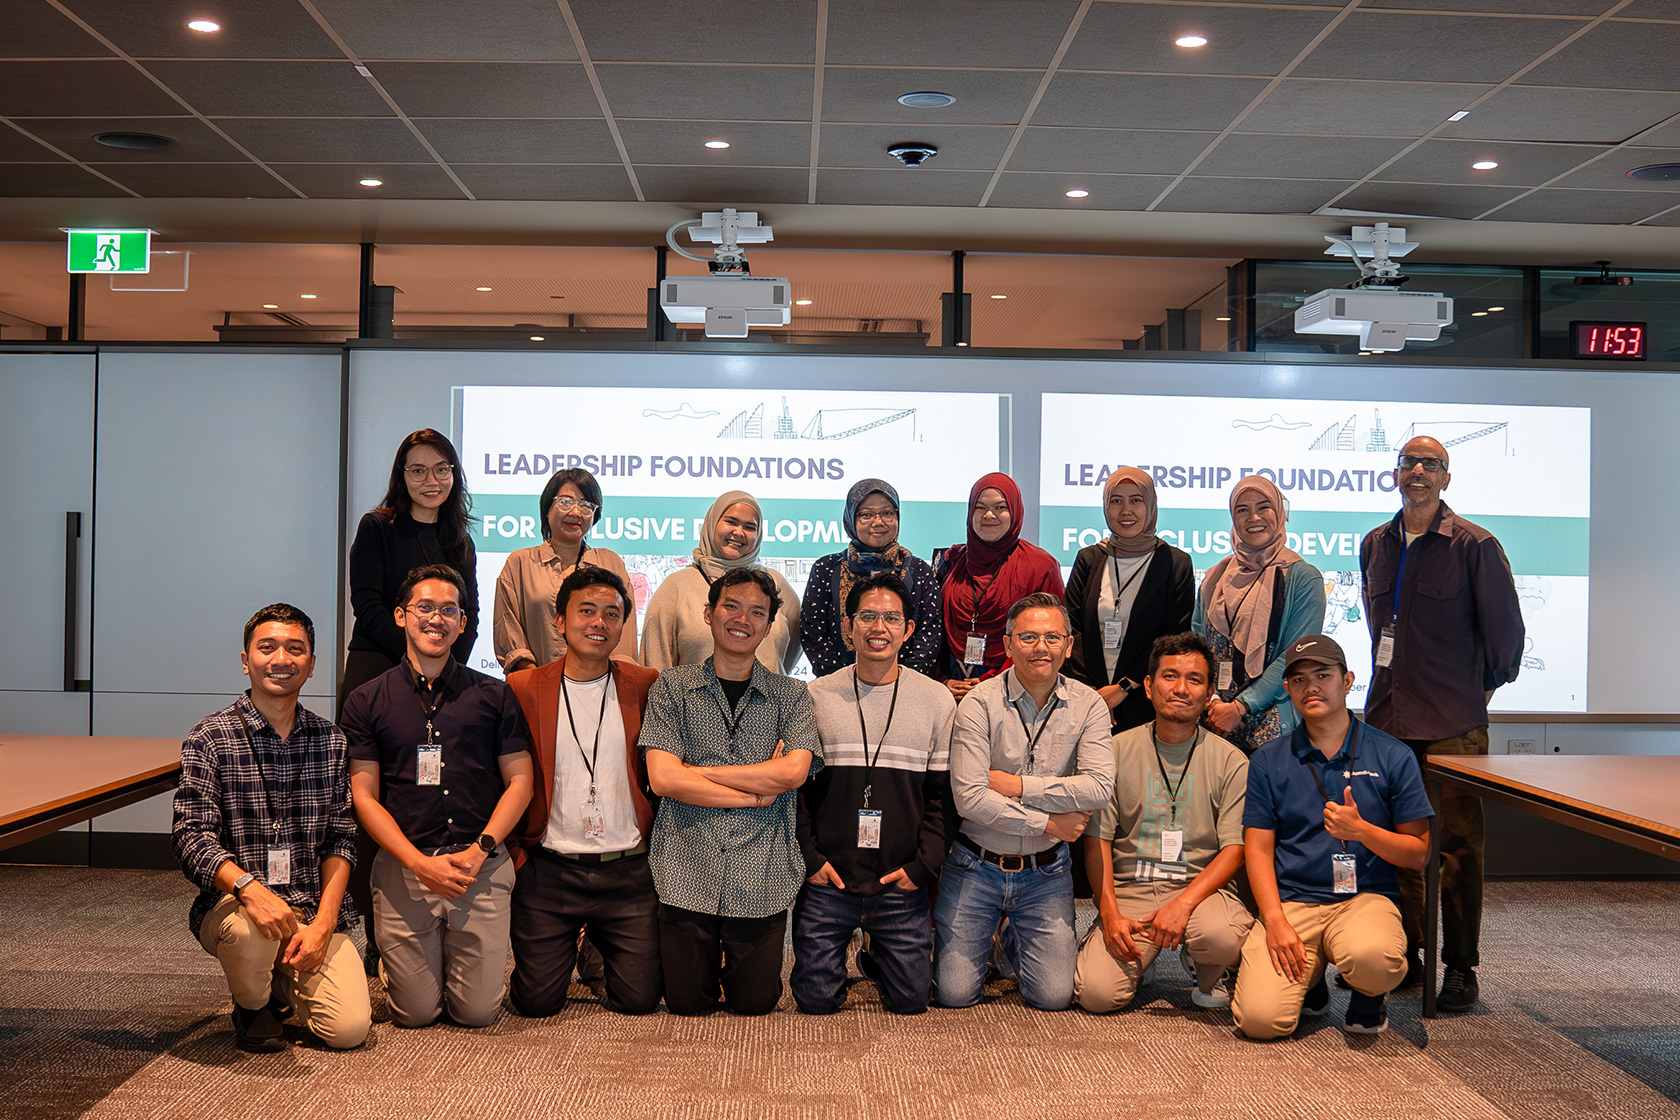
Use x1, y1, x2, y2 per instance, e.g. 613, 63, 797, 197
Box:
1507, 739, 1539, 755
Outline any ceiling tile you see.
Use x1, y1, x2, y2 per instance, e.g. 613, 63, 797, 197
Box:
1616, 0, 1680, 16
1635, 119, 1680, 146
451, 164, 637, 201
0, 125, 61, 160
417, 118, 622, 164
0, 162, 128, 196
215, 117, 431, 163
572, 0, 817, 64
269, 163, 465, 199
1365, 0, 1617, 11
821, 68, 1042, 126
1485, 187, 1680, 223
309, 0, 578, 62
2, 1, 111, 57
827, 0, 1081, 68
1196, 134, 1412, 178
66, 0, 343, 59
1521, 20, 1680, 90
92, 161, 296, 198
1332, 181, 1529, 218
1063, 4, 1338, 75
985, 171, 1174, 209
1550, 148, 1680, 189
1034, 73, 1269, 131
1442, 86, 1680, 142
620, 120, 810, 168
635, 165, 810, 204
816, 168, 991, 206
821, 124, 1015, 171
1294, 12, 1584, 84
1636, 201, 1680, 225
1008, 127, 1214, 174
1155, 177, 1351, 213
1239, 79, 1493, 135
16, 116, 240, 162
1373, 139, 1612, 186
0, 60, 182, 116
371, 62, 597, 119
597, 64, 813, 122
144, 60, 392, 117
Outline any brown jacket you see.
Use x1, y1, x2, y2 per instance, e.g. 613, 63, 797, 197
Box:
505, 656, 660, 861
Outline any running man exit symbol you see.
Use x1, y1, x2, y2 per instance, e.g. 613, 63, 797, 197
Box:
64, 228, 152, 273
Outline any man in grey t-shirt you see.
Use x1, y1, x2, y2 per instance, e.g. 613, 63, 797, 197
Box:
1074, 632, 1253, 1013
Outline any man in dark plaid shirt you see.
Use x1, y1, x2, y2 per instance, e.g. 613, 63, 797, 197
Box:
171, 604, 370, 1053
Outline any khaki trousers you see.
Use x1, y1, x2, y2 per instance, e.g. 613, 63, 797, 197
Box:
1073, 881, 1253, 1013
197, 894, 371, 1049
1231, 893, 1406, 1041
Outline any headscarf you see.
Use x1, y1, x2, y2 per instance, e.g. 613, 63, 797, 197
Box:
836, 479, 911, 637
691, 490, 764, 582
940, 473, 1028, 668
1101, 467, 1160, 559
1206, 475, 1302, 679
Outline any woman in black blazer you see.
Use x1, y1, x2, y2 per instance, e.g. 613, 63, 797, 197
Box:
1063, 467, 1195, 731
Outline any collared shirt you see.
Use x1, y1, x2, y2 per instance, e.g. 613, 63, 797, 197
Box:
1360, 502, 1525, 741
1243, 718, 1433, 904
341, 657, 532, 849
947, 668, 1116, 855
171, 693, 358, 939
492, 541, 638, 669
639, 657, 822, 918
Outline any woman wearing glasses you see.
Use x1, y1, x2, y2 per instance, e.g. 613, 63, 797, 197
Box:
342, 428, 480, 705
799, 478, 942, 679
493, 468, 637, 672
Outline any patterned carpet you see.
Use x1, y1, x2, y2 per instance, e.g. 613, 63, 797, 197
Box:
1, 867, 1677, 1120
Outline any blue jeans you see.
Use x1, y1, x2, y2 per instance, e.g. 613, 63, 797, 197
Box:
934, 841, 1077, 1010
791, 881, 933, 1014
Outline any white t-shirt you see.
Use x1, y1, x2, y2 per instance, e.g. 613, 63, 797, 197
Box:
1098, 553, 1152, 679
544, 672, 640, 854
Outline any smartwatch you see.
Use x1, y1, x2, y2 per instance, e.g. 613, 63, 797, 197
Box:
476, 833, 497, 855
1117, 677, 1140, 693
231, 872, 256, 897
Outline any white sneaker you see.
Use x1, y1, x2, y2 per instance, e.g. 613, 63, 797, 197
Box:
1191, 972, 1233, 1010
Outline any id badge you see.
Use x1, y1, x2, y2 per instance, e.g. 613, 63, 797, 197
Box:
1216, 660, 1234, 692
1102, 617, 1124, 649
1160, 828, 1184, 863
962, 633, 986, 666
1332, 852, 1358, 894
266, 846, 292, 886
1375, 625, 1396, 669
857, 809, 883, 849
417, 745, 442, 786
582, 802, 606, 838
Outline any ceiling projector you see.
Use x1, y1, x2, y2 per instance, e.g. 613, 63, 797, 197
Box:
659, 208, 792, 338
1294, 222, 1453, 353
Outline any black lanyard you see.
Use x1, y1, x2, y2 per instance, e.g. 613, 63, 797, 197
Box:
1303, 720, 1360, 803
711, 685, 748, 743
1219, 562, 1273, 635
416, 669, 447, 744
236, 705, 296, 844
853, 669, 901, 809
561, 670, 612, 800
1151, 722, 1202, 827
1015, 690, 1058, 774
1108, 555, 1149, 621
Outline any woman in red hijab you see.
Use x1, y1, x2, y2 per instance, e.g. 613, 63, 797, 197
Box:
935, 472, 1066, 700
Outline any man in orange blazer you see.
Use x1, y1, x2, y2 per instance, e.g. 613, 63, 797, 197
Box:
505, 565, 662, 1015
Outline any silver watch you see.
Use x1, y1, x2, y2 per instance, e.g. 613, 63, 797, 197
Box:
231, 872, 256, 897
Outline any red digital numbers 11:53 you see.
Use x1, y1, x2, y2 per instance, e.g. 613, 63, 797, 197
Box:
1571, 320, 1647, 360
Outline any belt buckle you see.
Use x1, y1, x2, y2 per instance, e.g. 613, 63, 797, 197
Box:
998, 854, 1026, 872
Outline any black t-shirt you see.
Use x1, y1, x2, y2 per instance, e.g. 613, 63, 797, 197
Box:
718, 674, 752, 711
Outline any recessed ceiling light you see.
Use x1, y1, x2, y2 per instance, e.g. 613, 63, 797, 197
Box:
1447, 110, 1470, 122
262, 303, 278, 309
795, 299, 813, 305
529, 335, 545, 341
1487, 305, 1505, 312
704, 140, 731, 149
1471, 160, 1499, 171
897, 91, 957, 108
300, 293, 318, 299
94, 131, 174, 150
476, 286, 493, 292
1175, 34, 1208, 47
187, 19, 220, 33
990, 294, 1008, 299
1216, 316, 1232, 322
1471, 311, 1488, 317
359, 177, 383, 186
956, 341, 969, 346
1065, 189, 1089, 198
1627, 163, 1680, 181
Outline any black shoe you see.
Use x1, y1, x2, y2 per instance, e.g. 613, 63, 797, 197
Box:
1302, 975, 1331, 1018
1399, 953, 1424, 989
855, 948, 883, 986
1437, 967, 1479, 1013
232, 1003, 286, 1053
1343, 990, 1387, 1034
267, 992, 293, 1021
363, 940, 381, 978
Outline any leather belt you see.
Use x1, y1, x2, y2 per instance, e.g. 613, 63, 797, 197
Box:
956, 833, 1060, 872
543, 839, 648, 864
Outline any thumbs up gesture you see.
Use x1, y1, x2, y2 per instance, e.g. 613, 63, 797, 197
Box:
1323, 784, 1366, 843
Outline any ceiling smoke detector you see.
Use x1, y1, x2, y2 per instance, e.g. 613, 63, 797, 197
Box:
888, 143, 938, 167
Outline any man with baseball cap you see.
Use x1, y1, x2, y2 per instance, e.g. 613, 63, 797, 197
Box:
1231, 634, 1433, 1040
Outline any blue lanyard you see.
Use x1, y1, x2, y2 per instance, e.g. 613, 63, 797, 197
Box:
1391, 525, 1409, 625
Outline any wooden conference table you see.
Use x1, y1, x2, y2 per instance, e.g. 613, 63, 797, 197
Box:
0, 734, 181, 852
1421, 754, 1680, 1017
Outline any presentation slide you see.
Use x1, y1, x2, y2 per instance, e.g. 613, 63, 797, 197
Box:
458, 385, 1007, 677
1039, 392, 1591, 712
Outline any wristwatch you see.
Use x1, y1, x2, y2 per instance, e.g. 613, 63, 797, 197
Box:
476, 833, 497, 855
231, 872, 256, 897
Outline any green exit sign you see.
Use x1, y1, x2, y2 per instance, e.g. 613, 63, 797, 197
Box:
65, 228, 152, 273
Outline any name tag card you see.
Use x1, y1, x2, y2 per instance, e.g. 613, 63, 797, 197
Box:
857, 810, 883, 849
1216, 660, 1234, 692
1102, 618, 1124, 649
1332, 852, 1358, 894
417, 745, 442, 786
582, 803, 606, 838
1375, 626, 1396, 668
266, 847, 291, 886
963, 634, 986, 666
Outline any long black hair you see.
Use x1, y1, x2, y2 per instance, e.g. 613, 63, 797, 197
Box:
374, 429, 476, 570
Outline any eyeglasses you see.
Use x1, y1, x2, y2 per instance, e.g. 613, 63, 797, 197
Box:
405, 463, 454, 482
1397, 455, 1446, 473
551, 496, 598, 516
1009, 632, 1067, 649
855, 511, 899, 525
854, 610, 906, 626
406, 602, 462, 619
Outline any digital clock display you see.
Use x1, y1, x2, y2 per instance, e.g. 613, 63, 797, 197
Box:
1572, 320, 1647, 360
